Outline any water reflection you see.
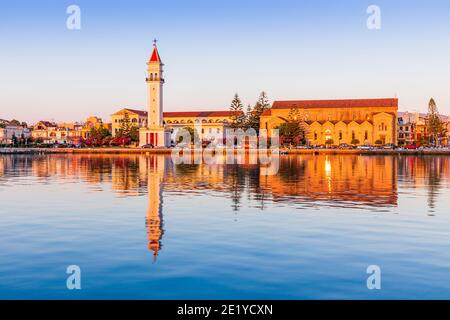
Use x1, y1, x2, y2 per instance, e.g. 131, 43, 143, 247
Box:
1, 154, 450, 260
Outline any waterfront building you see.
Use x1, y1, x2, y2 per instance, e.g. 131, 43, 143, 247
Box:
0, 125, 31, 144
31, 121, 58, 143
31, 117, 110, 144
163, 110, 238, 143
260, 98, 399, 146
111, 108, 148, 137
398, 111, 449, 145
397, 115, 415, 146
81, 116, 111, 139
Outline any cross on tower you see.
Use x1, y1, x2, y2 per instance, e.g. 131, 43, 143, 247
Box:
153, 38, 158, 46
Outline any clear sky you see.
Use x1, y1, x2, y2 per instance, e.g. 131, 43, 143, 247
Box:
1, 0, 449, 124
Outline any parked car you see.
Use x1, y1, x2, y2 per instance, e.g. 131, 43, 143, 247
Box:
338, 143, 353, 149
405, 144, 418, 149
383, 144, 396, 149
357, 145, 373, 150
141, 144, 154, 149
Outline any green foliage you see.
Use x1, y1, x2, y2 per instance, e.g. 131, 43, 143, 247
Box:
118, 112, 133, 137
129, 127, 139, 142
175, 126, 199, 143
277, 121, 307, 146
9, 119, 21, 126
90, 125, 111, 140
229, 93, 246, 130
245, 91, 270, 134
351, 138, 360, 145
374, 139, 383, 145
325, 139, 334, 145
427, 98, 444, 145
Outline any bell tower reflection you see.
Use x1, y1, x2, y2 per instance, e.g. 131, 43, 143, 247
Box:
142, 155, 166, 262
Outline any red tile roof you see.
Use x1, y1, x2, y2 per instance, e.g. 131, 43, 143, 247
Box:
272, 98, 398, 109
163, 111, 241, 118
114, 108, 148, 117
37, 121, 57, 127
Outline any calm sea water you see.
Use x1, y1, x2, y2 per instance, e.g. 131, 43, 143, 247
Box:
0, 153, 449, 299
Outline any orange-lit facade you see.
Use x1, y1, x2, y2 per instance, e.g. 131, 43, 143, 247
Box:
260, 98, 398, 145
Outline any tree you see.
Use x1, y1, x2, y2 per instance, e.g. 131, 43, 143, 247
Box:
277, 109, 307, 146
175, 127, 199, 144
9, 119, 21, 126
119, 112, 133, 137
374, 139, 383, 145
243, 104, 253, 131
427, 98, 443, 146
129, 126, 139, 142
351, 138, 360, 145
229, 93, 245, 130
11, 134, 18, 147
246, 91, 271, 134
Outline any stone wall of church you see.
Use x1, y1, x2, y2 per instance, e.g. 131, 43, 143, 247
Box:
260, 106, 397, 145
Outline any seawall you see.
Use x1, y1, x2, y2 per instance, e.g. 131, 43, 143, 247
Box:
1, 147, 450, 156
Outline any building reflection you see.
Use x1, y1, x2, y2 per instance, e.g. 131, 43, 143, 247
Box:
2, 153, 450, 261
139, 155, 167, 261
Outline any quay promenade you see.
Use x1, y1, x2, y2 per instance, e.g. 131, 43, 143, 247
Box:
2, 147, 450, 156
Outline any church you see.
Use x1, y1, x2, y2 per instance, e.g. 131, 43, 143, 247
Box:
139, 42, 398, 147
260, 98, 398, 145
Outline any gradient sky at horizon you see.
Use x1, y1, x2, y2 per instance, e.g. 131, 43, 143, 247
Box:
1, 0, 449, 123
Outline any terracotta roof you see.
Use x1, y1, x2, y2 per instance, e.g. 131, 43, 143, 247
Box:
113, 108, 148, 117
37, 121, 57, 127
163, 111, 241, 118
272, 98, 398, 109
261, 109, 272, 116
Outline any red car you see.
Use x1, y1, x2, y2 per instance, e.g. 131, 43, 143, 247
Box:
405, 144, 418, 149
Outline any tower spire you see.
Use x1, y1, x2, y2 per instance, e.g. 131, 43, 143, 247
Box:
149, 39, 162, 63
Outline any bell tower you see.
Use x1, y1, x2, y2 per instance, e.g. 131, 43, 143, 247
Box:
139, 39, 171, 147
147, 40, 164, 127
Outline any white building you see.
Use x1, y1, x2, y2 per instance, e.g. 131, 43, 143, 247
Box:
0, 126, 31, 145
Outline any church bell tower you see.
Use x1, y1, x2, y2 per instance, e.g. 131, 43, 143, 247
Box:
139, 40, 171, 147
